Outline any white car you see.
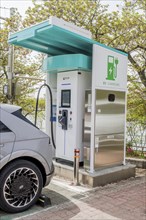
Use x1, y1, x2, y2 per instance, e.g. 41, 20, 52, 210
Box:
0, 104, 54, 213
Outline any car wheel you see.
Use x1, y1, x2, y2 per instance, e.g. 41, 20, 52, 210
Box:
0, 159, 43, 213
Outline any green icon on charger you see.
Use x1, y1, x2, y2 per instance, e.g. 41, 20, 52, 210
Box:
106, 55, 119, 80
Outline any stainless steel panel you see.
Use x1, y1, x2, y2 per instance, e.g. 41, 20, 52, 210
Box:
94, 134, 124, 168
83, 90, 91, 170
95, 91, 125, 136
83, 89, 126, 170
94, 89, 125, 169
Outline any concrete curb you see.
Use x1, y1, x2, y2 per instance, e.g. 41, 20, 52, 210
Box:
126, 157, 146, 169
54, 161, 136, 187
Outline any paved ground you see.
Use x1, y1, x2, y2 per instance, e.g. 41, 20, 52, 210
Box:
0, 168, 146, 220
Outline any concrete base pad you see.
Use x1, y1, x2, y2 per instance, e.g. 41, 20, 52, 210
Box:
54, 161, 136, 187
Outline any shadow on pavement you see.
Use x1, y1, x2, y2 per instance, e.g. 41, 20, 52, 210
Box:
0, 188, 80, 220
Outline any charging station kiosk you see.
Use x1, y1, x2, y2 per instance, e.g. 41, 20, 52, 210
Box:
8, 17, 133, 181
43, 53, 92, 163
56, 69, 91, 162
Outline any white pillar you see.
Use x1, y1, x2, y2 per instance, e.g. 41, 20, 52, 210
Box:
123, 92, 127, 165
89, 45, 97, 174
89, 88, 95, 173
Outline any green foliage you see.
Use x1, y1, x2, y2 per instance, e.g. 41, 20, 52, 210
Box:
127, 75, 146, 124
24, 0, 146, 131
23, 0, 146, 87
0, 9, 45, 114
126, 146, 146, 159
24, 0, 108, 41
1, 0, 145, 127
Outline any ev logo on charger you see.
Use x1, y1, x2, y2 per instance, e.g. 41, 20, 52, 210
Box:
106, 55, 119, 81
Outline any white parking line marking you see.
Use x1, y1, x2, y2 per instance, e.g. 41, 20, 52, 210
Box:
51, 177, 90, 193
13, 205, 57, 220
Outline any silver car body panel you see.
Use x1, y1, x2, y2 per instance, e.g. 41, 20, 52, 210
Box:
0, 132, 15, 162
0, 104, 53, 185
0, 149, 51, 174
1, 107, 48, 141
0, 104, 21, 114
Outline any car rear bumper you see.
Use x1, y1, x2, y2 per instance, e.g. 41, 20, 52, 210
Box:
45, 164, 54, 186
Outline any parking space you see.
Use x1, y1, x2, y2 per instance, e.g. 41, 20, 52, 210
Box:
0, 176, 90, 220
0, 169, 146, 220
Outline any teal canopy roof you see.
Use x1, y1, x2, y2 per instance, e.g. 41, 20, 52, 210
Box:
43, 54, 92, 73
8, 19, 127, 57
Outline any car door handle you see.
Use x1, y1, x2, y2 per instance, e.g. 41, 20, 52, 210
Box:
0, 144, 4, 147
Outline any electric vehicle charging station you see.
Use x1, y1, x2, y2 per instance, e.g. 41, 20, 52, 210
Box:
43, 53, 92, 163
8, 16, 135, 186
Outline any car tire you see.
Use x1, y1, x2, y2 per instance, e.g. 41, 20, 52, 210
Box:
0, 159, 43, 213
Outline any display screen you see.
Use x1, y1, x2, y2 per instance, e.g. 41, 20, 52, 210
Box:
61, 90, 71, 108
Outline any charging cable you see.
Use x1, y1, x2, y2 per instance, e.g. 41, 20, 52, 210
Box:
35, 83, 56, 149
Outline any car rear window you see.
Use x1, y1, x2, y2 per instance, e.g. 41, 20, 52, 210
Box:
0, 121, 11, 133
12, 110, 38, 128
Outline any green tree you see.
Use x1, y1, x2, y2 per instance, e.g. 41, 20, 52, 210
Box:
23, 0, 146, 147
103, 0, 146, 88
24, 0, 146, 88
1, 0, 145, 134
0, 9, 45, 115
127, 71, 146, 153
